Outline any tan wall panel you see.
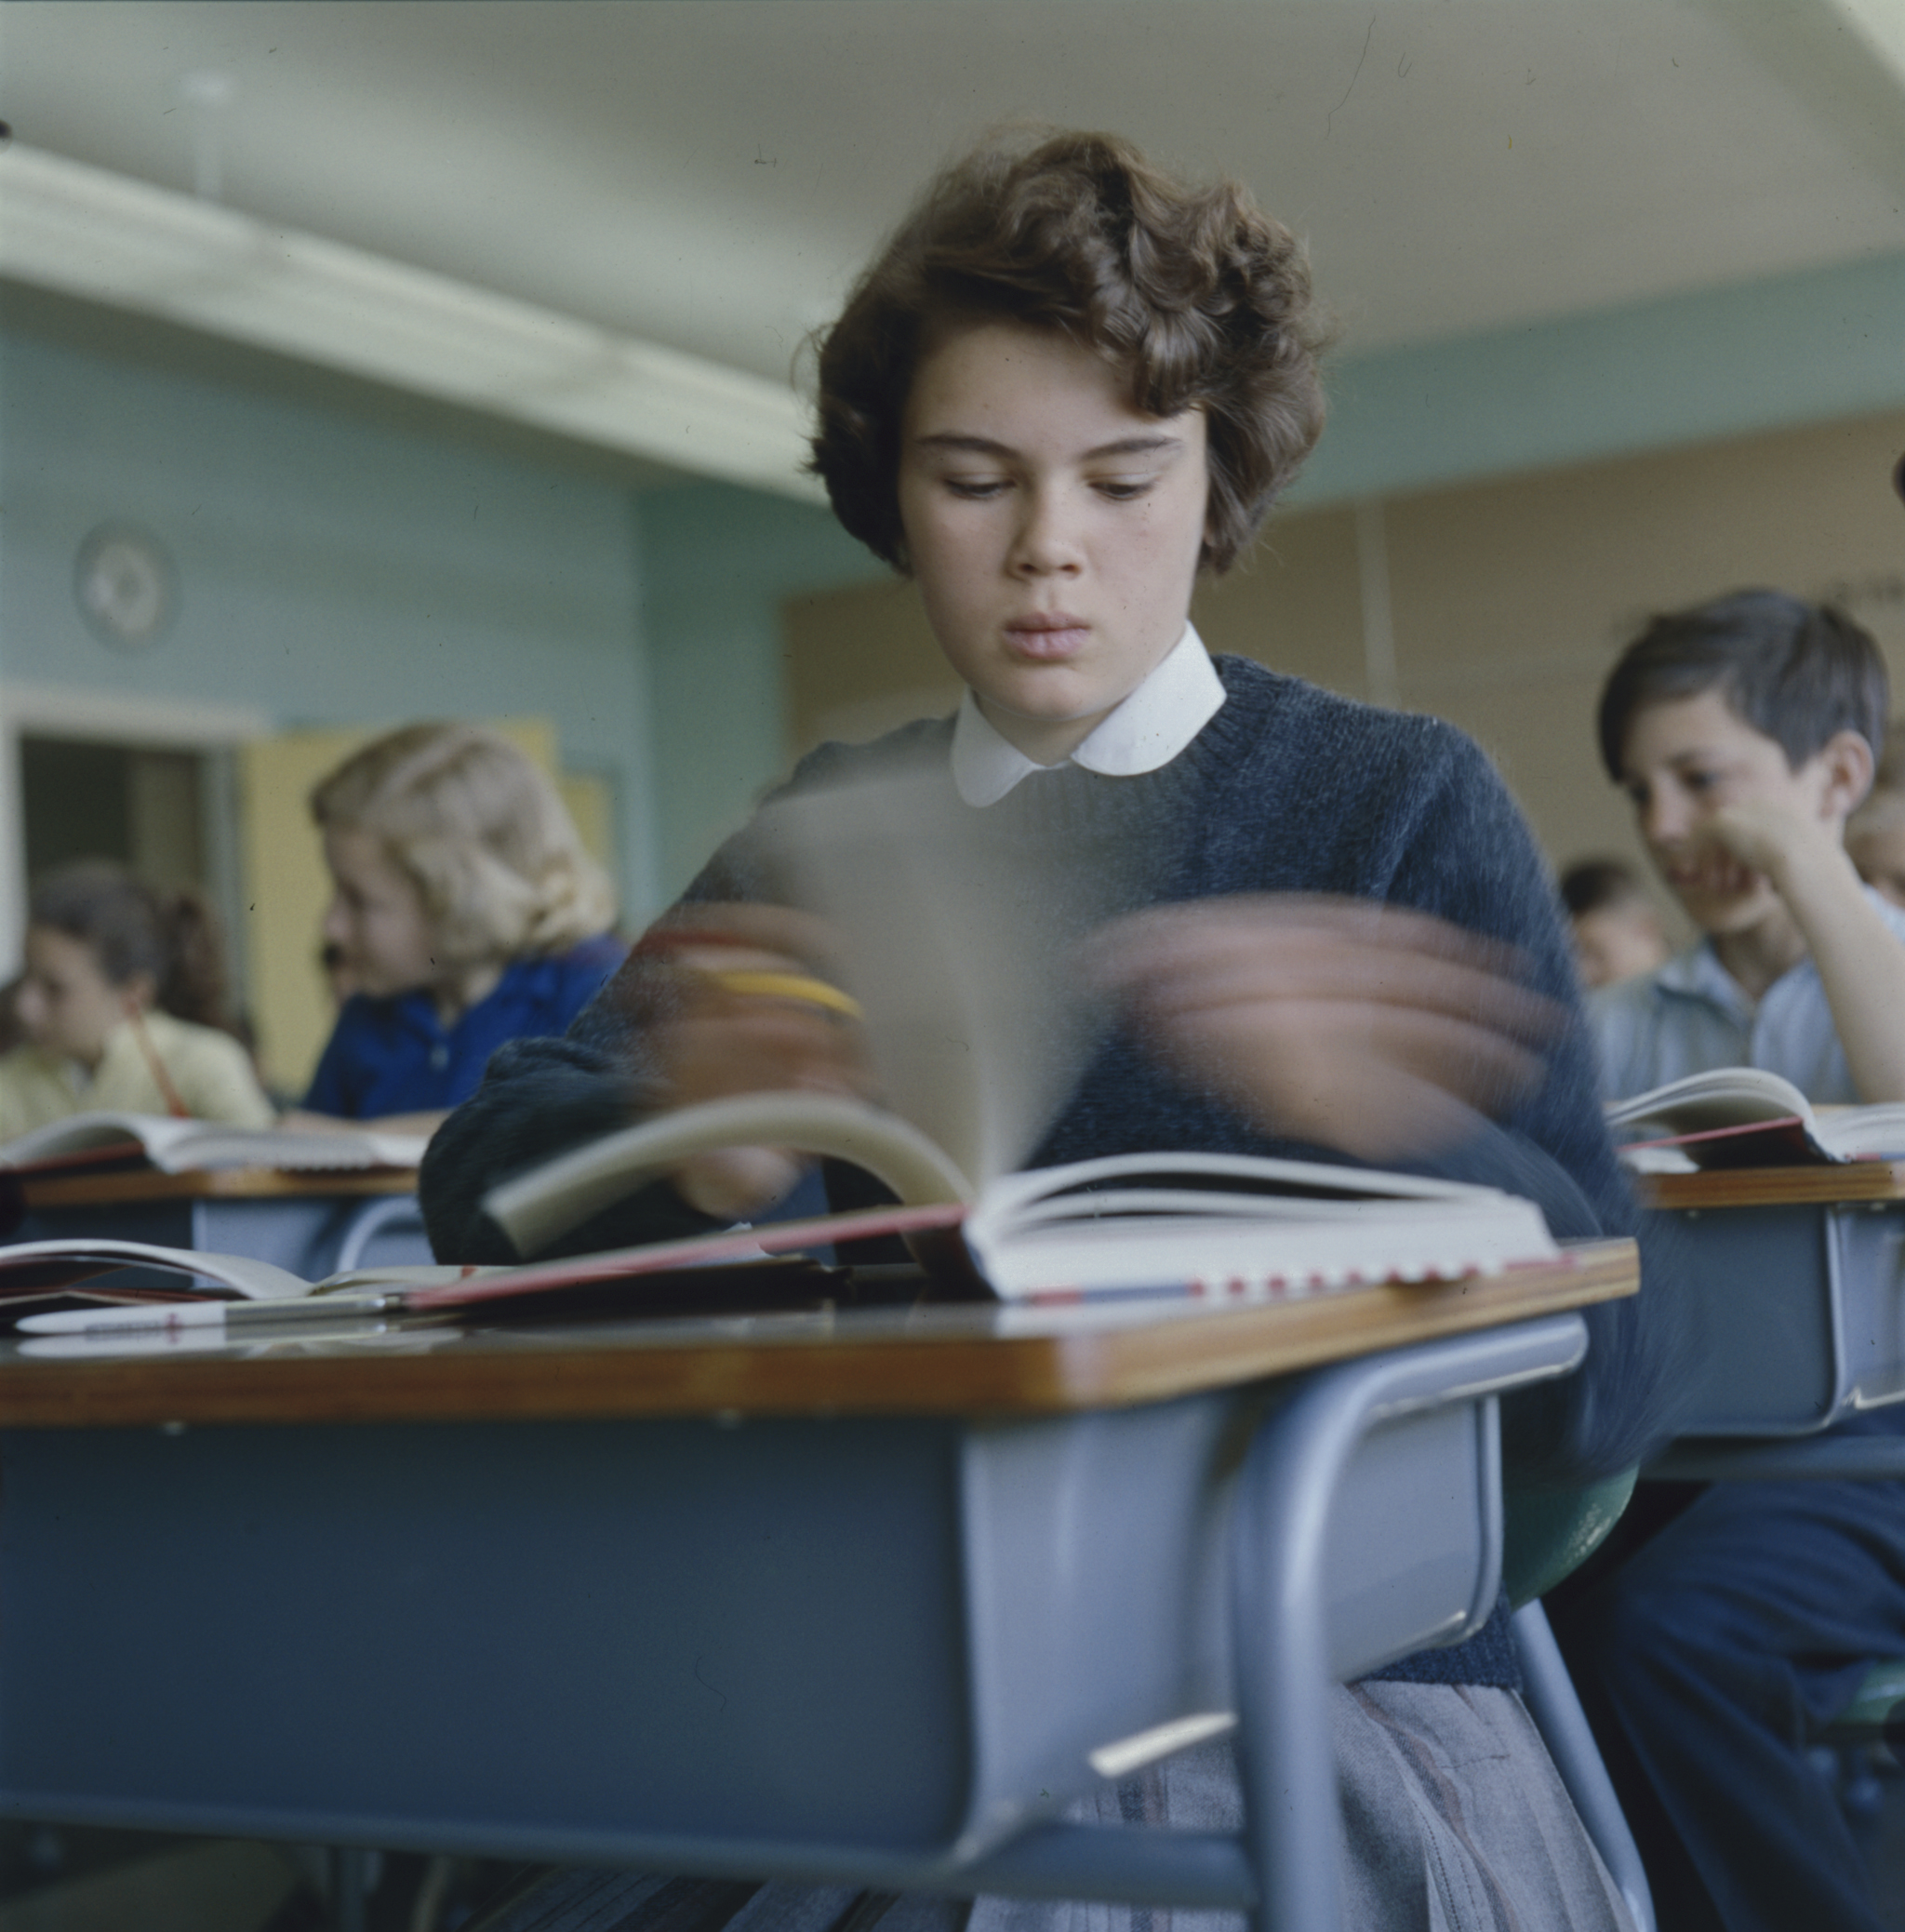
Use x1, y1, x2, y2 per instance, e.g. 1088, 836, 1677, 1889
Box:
784, 576, 963, 758
1192, 505, 1365, 699
1386, 411, 1905, 684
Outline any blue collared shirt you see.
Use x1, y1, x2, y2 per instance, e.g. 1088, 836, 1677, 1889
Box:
303, 934, 626, 1119
1590, 888, 1905, 1103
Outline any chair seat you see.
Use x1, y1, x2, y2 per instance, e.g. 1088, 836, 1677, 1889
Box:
1501, 1468, 1640, 1609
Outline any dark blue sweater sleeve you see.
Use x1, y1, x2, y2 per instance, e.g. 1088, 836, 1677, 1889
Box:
1376, 725, 1698, 1477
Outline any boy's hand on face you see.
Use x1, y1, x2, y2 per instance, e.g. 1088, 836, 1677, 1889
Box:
1085, 897, 1565, 1163
608, 904, 875, 1219
1698, 795, 1852, 899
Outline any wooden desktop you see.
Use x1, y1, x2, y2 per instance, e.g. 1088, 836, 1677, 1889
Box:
0, 1242, 1634, 1932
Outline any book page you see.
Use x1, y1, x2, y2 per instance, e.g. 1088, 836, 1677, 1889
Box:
755, 766, 1109, 1188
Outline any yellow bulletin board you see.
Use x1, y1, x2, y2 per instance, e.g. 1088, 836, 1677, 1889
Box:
235, 719, 614, 1101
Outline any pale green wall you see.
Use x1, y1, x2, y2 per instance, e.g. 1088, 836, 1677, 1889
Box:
0, 316, 657, 916
636, 483, 886, 901
1298, 250, 1905, 508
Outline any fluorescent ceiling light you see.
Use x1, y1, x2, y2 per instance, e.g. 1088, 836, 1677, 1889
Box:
0, 142, 822, 502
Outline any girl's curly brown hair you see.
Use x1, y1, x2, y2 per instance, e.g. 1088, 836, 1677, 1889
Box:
809, 127, 1330, 575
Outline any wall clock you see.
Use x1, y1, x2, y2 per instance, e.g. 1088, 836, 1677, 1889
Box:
73, 523, 178, 649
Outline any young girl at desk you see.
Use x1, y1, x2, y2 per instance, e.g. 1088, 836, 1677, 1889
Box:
0, 861, 272, 1138
426, 130, 1676, 1931
289, 722, 623, 1136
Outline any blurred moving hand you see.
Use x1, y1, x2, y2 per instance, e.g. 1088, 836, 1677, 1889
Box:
1086, 896, 1564, 1163
608, 902, 873, 1219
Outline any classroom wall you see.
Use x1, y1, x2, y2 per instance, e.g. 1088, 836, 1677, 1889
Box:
0, 312, 657, 1079
635, 482, 887, 898
785, 406, 1905, 932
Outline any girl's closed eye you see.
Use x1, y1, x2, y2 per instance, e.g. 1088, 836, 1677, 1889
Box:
942, 474, 1009, 500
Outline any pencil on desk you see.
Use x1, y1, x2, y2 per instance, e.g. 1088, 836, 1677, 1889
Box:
704, 970, 863, 1020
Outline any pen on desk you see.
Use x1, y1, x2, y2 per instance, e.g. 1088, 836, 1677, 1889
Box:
16, 1291, 405, 1338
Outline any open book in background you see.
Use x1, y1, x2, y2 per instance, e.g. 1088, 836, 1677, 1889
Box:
0, 1111, 429, 1179
1606, 1069, 1905, 1170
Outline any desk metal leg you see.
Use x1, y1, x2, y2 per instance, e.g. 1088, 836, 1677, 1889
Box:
1512, 1603, 1655, 1932
1228, 1315, 1584, 1932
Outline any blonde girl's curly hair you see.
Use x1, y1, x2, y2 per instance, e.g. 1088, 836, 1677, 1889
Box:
310, 724, 617, 970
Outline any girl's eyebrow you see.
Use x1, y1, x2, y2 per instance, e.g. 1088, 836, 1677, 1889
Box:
912, 432, 1187, 460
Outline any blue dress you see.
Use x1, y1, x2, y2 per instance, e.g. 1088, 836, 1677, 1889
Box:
302, 934, 625, 1119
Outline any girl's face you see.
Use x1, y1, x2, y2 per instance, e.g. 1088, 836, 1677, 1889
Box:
896, 317, 1210, 766
16, 926, 141, 1068
320, 828, 441, 999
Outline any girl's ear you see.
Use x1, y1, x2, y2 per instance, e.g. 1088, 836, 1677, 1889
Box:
119, 970, 159, 1016
1818, 728, 1877, 820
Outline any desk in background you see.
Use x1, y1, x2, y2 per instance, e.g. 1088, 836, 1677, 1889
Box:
0, 1243, 1633, 1932
5, 1166, 433, 1278
1636, 1165, 1905, 1479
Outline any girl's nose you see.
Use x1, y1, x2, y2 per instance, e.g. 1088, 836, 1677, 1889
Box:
1008, 486, 1084, 577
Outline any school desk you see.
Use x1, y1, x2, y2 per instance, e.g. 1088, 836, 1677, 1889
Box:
0, 1242, 1634, 1932
1635, 1166, 1905, 1481
3, 1166, 433, 1278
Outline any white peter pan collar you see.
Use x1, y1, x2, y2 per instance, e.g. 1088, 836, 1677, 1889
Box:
949, 623, 1226, 806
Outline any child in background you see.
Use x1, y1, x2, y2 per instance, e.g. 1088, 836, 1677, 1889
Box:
0, 861, 272, 1138
292, 723, 623, 1133
1558, 589, 1905, 1932
426, 128, 1679, 1932
1845, 722, 1905, 909
1588, 591, 1905, 1108
1559, 858, 1670, 989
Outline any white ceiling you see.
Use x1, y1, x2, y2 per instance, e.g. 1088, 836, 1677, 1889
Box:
2, 0, 1902, 398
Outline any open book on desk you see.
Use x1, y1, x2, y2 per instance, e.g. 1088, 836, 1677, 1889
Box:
1606, 1069, 1905, 1170
467, 762, 1558, 1307
478, 1087, 1560, 1306
0, 1111, 429, 1178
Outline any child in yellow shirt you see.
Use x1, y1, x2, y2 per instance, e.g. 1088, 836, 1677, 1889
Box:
0, 861, 272, 1139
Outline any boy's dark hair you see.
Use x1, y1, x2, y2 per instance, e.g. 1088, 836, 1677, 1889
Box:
1559, 858, 1651, 919
29, 861, 233, 1031
1597, 589, 1888, 779
808, 127, 1330, 575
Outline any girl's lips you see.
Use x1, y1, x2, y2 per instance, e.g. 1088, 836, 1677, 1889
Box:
1004, 620, 1089, 660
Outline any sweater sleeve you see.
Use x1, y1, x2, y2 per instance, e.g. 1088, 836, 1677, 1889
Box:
1372, 724, 1698, 1478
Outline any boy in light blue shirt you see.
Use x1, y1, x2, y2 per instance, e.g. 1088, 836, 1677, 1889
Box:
1562, 588, 1905, 1932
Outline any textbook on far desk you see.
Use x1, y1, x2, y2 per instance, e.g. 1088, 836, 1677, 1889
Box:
1606, 1069, 1905, 1170
0, 1111, 429, 1178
